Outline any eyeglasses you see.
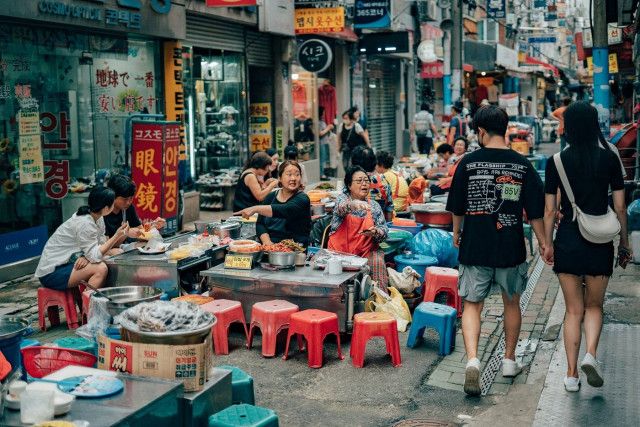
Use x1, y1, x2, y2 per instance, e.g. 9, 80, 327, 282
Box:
353, 178, 370, 185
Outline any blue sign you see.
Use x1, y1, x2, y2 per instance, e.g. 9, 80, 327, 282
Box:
354, 0, 390, 29
487, 0, 506, 19
533, 0, 546, 7
0, 225, 48, 266
528, 36, 557, 43
544, 12, 557, 21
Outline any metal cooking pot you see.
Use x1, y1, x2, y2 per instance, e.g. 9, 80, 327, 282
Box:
310, 203, 325, 216
120, 318, 216, 345
93, 286, 164, 317
211, 221, 242, 239
267, 251, 297, 267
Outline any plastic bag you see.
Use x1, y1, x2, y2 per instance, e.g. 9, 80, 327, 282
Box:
628, 199, 640, 232
116, 300, 214, 333
409, 229, 459, 268
366, 287, 412, 332
387, 266, 421, 295
75, 296, 111, 342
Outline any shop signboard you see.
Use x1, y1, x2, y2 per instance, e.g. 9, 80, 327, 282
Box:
249, 103, 272, 152
354, 0, 391, 29
420, 61, 444, 79
206, 0, 256, 6
487, 0, 506, 19
275, 127, 284, 157
544, 13, 557, 21
163, 41, 187, 184
17, 111, 45, 185
294, 7, 345, 34
1, 0, 186, 40
297, 39, 333, 73
131, 122, 179, 234
0, 225, 48, 266
533, 0, 546, 7
528, 37, 556, 44
586, 54, 618, 76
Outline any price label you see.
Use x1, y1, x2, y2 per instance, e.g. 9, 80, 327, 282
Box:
224, 254, 253, 270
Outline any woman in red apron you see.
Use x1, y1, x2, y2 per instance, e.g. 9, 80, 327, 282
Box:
328, 166, 389, 290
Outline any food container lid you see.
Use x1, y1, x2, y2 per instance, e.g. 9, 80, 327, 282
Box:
394, 254, 438, 266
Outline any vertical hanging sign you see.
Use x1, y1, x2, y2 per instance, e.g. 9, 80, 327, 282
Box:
131, 122, 164, 223
163, 41, 187, 183
163, 124, 180, 234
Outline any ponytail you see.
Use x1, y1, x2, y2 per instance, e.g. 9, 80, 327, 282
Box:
76, 206, 91, 216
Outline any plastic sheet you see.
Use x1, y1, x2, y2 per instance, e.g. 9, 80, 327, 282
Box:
366, 287, 412, 332
116, 301, 214, 333
75, 296, 111, 343
387, 266, 421, 295
409, 229, 459, 268
628, 199, 640, 232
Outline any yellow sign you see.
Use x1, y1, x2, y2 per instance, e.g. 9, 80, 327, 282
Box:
18, 111, 40, 136
586, 54, 618, 76
224, 254, 254, 270
295, 7, 345, 34
249, 103, 272, 152
163, 41, 187, 162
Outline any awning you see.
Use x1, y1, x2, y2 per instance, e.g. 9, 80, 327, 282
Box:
522, 56, 559, 77
315, 27, 359, 43
463, 40, 496, 71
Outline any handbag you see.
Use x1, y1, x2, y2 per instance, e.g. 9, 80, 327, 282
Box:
553, 153, 620, 244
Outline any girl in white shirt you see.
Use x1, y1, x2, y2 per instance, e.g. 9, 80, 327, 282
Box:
35, 186, 128, 290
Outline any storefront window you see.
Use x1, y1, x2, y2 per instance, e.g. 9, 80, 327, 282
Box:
183, 47, 248, 176
291, 64, 319, 161
0, 24, 161, 254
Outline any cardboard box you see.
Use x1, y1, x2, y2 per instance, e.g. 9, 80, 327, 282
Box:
98, 334, 211, 392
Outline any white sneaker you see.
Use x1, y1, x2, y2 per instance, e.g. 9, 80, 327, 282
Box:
464, 358, 481, 396
580, 353, 604, 387
564, 376, 581, 392
502, 358, 524, 378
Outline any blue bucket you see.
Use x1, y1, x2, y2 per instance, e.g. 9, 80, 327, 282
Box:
0, 318, 32, 373
394, 254, 438, 282
0, 335, 23, 372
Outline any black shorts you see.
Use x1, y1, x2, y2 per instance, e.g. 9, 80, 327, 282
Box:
553, 221, 614, 277
39, 263, 74, 290
417, 136, 433, 154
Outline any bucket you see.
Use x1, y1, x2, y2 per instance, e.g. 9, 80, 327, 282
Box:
0, 316, 32, 373
0, 334, 23, 373
394, 254, 438, 282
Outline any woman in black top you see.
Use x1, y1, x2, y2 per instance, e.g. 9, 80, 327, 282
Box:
233, 151, 279, 212
236, 161, 311, 246
543, 101, 630, 392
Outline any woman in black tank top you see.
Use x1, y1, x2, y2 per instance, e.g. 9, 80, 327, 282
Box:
233, 152, 279, 211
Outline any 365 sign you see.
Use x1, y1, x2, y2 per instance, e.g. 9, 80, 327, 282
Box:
354, 0, 390, 29
297, 39, 333, 73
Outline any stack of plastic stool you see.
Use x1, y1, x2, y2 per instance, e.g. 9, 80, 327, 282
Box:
350, 312, 401, 368
283, 309, 344, 368
248, 300, 298, 357
201, 300, 249, 355
209, 403, 279, 427
407, 302, 457, 355
37, 287, 81, 331
422, 267, 462, 317
218, 365, 255, 405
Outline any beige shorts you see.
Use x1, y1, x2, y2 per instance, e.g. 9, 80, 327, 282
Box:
458, 262, 529, 303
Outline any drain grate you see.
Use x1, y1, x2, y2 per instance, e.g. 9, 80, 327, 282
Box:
479, 257, 545, 395
393, 420, 453, 427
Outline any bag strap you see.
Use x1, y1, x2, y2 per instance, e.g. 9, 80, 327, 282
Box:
553, 153, 578, 221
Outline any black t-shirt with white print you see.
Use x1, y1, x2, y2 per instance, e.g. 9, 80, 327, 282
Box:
446, 148, 544, 268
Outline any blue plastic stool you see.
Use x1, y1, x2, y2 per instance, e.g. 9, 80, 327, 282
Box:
407, 302, 457, 355
218, 365, 255, 405
209, 404, 278, 427
53, 336, 97, 356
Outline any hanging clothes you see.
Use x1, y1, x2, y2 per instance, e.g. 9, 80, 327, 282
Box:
318, 82, 337, 124
292, 81, 308, 117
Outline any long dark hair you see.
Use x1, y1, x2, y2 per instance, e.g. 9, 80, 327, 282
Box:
77, 187, 115, 216
563, 101, 610, 176
243, 151, 273, 171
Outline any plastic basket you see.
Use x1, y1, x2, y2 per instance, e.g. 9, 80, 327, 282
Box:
20, 346, 97, 378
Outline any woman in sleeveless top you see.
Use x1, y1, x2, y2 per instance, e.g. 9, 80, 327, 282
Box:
543, 101, 630, 392
233, 151, 279, 211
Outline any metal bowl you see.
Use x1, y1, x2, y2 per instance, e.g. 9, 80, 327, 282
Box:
267, 251, 297, 267
120, 317, 216, 345
93, 286, 164, 317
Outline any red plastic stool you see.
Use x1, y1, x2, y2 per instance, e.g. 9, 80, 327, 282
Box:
81, 289, 93, 324
248, 300, 299, 357
200, 299, 249, 355
350, 312, 402, 368
282, 309, 344, 368
423, 267, 462, 317
37, 287, 81, 331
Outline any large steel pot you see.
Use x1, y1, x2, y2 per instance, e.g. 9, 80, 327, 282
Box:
120, 318, 216, 345
94, 286, 163, 317
211, 221, 242, 239
267, 251, 297, 267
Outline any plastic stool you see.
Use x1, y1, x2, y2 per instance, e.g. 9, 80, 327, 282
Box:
209, 403, 279, 427
218, 365, 255, 405
350, 312, 401, 368
201, 300, 249, 355
53, 336, 97, 356
248, 300, 299, 357
423, 267, 462, 317
283, 309, 344, 368
407, 302, 457, 355
81, 289, 93, 324
37, 287, 81, 331
523, 223, 534, 254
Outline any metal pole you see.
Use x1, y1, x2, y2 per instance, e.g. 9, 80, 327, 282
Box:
451, 0, 463, 105
592, 0, 610, 136
443, 31, 452, 117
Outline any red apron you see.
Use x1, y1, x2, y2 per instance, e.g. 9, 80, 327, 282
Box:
328, 203, 377, 258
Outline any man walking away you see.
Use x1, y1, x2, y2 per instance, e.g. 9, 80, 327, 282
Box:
412, 104, 438, 154
446, 105, 547, 396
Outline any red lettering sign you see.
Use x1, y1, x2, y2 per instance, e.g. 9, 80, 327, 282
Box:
110, 342, 133, 373
163, 124, 179, 219
421, 61, 444, 79
132, 123, 163, 221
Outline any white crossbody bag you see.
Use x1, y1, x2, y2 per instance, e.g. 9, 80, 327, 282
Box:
553, 153, 620, 244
